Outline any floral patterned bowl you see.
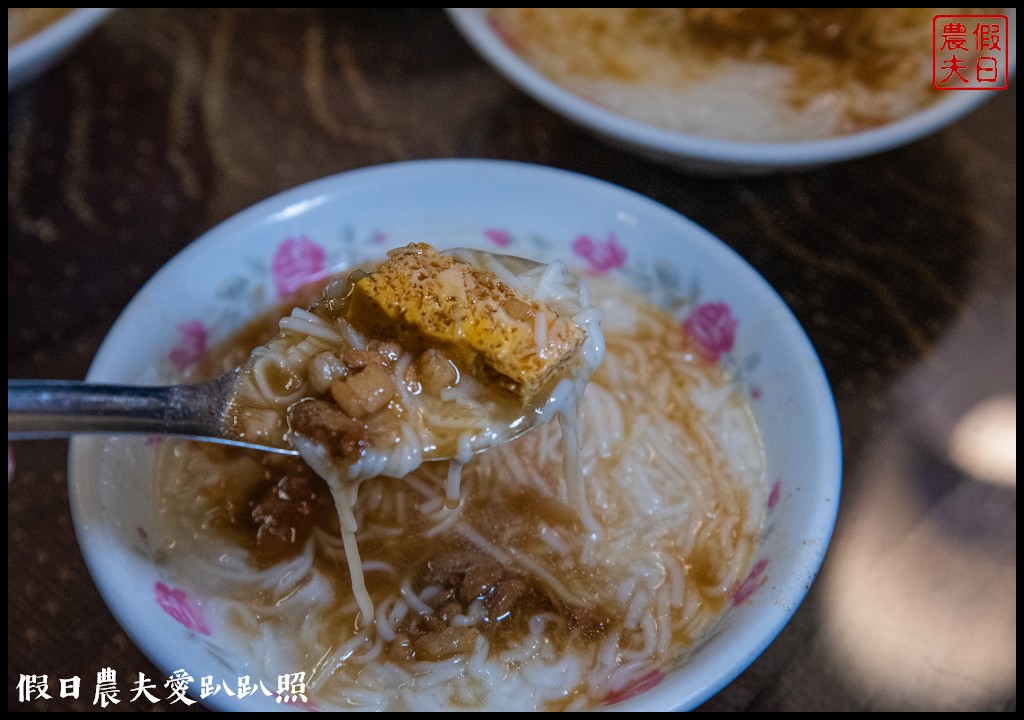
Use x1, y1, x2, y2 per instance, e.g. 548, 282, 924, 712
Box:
447, 9, 1016, 176
68, 159, 841, 711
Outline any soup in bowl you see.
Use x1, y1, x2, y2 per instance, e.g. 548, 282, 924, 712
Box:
69, 160, 841, 710
448, 8, 1015, 174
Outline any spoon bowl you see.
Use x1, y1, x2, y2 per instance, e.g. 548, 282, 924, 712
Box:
9, 247, 598, 466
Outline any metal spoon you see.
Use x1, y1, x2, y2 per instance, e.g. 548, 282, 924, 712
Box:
7, 370, 299, 455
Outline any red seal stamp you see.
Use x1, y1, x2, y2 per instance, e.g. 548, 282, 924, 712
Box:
933, 14, 1009, 90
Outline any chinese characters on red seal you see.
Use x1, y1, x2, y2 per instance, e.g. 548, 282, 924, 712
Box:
933, 14, 1009, 90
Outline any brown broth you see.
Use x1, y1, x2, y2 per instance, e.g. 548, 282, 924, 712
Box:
159, 277, 765, 710
489, 8, 975, 136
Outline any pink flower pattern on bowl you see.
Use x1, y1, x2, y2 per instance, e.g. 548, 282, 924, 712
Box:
683, 302, 738, 363
155, 582, 211, 636
572, 232, 626, 274
731, 558, 769, 606
484, 228, 512, 247
603, 668, 666, 705
168, 320, 208, 371
272, 236, 326, 298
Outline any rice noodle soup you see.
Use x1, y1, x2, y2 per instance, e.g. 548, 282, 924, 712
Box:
488, 8, 987, 142
224, 244, 603, 623
154, 270, 767, 710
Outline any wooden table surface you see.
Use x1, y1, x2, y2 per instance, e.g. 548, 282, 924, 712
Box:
7, 9, 1016, 712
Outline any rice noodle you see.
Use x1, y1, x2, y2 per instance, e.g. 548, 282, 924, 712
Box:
154, 274, 766, 711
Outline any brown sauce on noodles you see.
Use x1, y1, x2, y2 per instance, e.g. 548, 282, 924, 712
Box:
162, 277, 766, 710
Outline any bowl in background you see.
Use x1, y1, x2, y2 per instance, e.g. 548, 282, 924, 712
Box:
8, 8, 114, 91
69, 159, 841, 710
448, 8, 1016, 175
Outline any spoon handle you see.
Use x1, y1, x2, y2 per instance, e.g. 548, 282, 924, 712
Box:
7, 376, 298, 455
9, 379, 206, 437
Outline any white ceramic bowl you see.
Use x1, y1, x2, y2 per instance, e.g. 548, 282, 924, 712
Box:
448, 8, 1015, 175
8, 8, 114, 91
69, 159, 841, 711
